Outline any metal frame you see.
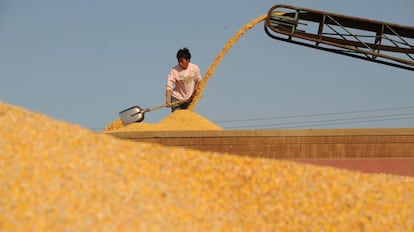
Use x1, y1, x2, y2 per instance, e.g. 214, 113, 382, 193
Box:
264, 4, 414, 71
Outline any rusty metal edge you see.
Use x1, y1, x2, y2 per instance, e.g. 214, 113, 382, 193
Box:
106, 128, 414, 139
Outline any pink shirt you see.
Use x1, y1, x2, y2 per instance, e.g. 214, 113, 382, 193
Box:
166, 63, 202, 100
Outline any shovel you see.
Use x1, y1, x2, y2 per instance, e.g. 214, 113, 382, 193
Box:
119, 99, 188, 126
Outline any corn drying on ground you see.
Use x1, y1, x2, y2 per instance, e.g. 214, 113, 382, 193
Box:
1, 101, 414, 231
104, 110, 222, 132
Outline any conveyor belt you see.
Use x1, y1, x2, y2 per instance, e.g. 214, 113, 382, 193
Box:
265, 4, 414, 71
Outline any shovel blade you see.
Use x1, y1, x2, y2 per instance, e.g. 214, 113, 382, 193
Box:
119, 106, 145, 126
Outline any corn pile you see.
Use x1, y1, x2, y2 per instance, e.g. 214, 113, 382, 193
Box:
104, 110, 222, 132
188, 14, 267, 110
1, 101, 414, 231
104, 118, 124, 131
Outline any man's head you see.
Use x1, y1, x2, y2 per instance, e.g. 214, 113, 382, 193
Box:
176, 47, 191, 69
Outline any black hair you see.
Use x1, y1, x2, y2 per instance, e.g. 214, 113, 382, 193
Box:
176, 47, 191, 60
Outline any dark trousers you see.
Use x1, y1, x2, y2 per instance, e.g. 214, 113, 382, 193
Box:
171, 96, 190, 112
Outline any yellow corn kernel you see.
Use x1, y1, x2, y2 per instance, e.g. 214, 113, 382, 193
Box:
1, 101, 414, 231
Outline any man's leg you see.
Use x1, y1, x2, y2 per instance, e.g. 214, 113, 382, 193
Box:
171, 96, 190, 112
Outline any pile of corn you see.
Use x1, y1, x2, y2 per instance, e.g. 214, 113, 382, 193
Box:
103, 118, 124, 131
1, 101, 414, 231
104, 110, 222, 132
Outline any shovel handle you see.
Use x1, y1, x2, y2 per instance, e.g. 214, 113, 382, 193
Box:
144, 99, 188, 112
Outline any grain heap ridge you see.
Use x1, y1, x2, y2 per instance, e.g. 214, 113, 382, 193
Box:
1, 101, 413, 231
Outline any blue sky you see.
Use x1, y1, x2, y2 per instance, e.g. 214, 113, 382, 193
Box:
1, 0, 414, 131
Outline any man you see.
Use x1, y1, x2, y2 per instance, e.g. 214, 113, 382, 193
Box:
165, 47, 202, 112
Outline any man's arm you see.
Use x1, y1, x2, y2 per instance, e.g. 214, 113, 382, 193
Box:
190, 80, 201, 101
166, 89, 172, 106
